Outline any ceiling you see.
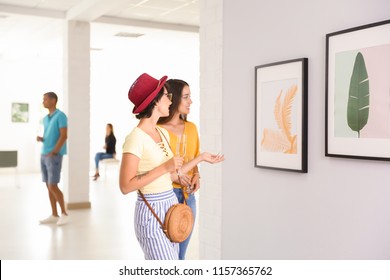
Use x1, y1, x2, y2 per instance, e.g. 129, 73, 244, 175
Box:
0, 0, 199, 58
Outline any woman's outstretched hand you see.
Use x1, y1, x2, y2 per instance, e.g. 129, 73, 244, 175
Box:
201, 152, 225, 164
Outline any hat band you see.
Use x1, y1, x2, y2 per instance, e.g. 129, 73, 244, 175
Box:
156, 79, 162, 90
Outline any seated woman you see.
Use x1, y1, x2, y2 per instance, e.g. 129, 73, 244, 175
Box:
93, 123, 116, 180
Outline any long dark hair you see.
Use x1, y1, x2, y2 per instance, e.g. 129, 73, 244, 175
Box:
158, 79, 188, 124
106, 123, 114, 136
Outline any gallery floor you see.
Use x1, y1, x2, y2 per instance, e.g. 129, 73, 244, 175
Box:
0, 170, 199, 260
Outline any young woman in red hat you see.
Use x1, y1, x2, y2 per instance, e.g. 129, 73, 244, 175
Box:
158, 79, 224, 259
119, 73, 184, 260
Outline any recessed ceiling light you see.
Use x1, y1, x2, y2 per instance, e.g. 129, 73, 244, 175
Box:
114, 32, 144, 38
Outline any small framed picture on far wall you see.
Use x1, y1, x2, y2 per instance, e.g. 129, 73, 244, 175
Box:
11, 102, 29, 123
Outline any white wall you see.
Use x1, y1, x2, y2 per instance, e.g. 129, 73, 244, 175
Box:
221, 0, 390, 259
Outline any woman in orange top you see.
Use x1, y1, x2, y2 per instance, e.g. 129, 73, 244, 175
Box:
158, 79, 224, 259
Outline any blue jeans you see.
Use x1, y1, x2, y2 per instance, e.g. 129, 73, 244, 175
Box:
173, 188, 196, 260
94, 152, 114, 169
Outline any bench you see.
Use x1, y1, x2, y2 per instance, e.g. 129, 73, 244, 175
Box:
0, 150, 19, 188
100, 158, 120, 178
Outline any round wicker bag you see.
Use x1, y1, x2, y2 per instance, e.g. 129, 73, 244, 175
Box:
164, 203, 194, 243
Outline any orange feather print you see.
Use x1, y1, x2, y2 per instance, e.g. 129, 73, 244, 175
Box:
261, 85, 298, 154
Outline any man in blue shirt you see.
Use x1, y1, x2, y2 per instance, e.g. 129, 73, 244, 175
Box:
36, 92, 69, 226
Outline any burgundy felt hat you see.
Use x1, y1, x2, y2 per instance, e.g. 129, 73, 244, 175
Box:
128, 73, 168, 114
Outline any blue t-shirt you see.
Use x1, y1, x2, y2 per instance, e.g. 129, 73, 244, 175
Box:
42, 109, 68, 155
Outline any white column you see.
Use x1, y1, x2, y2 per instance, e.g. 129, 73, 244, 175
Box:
63, 20, 91, 209
199, 0, 223, 259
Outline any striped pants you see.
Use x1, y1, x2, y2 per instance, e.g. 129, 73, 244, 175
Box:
135, 189, 179, 260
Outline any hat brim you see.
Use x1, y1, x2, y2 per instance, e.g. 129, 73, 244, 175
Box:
132, 75, 168, 114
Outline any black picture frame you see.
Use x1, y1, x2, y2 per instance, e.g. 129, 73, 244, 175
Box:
255, 58, 308, 172
326, 19, 390, 161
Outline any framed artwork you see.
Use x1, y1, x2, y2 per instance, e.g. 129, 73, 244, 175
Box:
255, 58, 308, 172
11, 103, 29, 123
326, 19, 390, 161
